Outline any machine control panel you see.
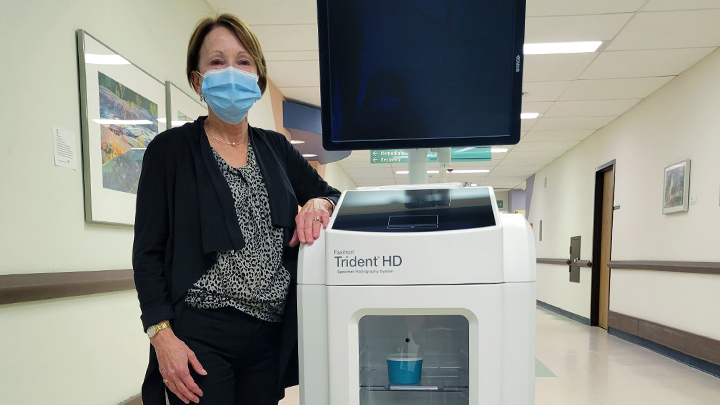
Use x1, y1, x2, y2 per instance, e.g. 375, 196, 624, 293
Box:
331, 188, 497, 233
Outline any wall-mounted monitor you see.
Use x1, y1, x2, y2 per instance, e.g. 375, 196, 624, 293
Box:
318, 0, 526, 151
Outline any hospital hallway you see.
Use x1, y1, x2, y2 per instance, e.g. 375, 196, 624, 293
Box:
280, 307, 720, 405
5, 1, 720, 404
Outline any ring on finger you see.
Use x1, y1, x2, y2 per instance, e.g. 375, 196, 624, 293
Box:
162, 378, 169, 384
313, 216, 322, 222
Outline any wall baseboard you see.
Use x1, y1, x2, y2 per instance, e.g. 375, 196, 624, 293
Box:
536, 300, 591, 325
608, 311, 720, 367
608, 328, 720, 379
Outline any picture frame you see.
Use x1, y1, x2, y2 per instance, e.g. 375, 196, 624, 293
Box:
76, 30, 167, 225
165, 81, 207, 129
662, 159, 691, 214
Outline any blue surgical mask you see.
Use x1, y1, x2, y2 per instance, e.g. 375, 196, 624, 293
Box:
199, 67, 262, 125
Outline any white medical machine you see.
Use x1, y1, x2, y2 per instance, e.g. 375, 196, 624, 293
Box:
297, 185, 536, 405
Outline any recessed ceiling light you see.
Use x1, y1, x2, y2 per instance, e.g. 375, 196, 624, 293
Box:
290, 140, 305, 144
524, 41, 602, 55
521, 113, 540, 120
302, 154, 317, 158
449, 169, 490, 174
491, 148, 508, 153
395, 170, 440, 174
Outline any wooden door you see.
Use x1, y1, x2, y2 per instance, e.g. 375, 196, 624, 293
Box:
599, 168, 614, 329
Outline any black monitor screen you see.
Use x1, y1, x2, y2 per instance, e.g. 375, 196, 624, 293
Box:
318, 0, 526, 151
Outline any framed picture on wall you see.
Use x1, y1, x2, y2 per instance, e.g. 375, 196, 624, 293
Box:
76, 30, 167, 225
662, 159, 691, 214
165, 81, 207, 129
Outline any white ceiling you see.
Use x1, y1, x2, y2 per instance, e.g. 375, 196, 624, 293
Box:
206, 0, 720, 190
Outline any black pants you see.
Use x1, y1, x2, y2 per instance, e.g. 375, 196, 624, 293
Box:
168, 305, 283, 405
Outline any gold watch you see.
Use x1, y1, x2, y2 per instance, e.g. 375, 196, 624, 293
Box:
146, 321, 171, 339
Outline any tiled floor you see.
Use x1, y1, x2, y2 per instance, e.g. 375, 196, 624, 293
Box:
280, 307, 720, 404
534, 308, 720, 405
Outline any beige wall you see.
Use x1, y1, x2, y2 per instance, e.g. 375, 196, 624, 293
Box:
0, 1, 218, 404
323, 162, 358, 193
248, 81, 277, 133
529, 47, 720, 339
0, 292, 148, 404
0, 0, 216, 275
309, 161, 327, 178
268, 80, 293, 140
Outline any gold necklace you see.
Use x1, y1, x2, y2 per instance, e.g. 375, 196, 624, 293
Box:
207, 127, 248, 147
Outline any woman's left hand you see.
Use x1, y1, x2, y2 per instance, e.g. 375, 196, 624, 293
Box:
290, 198, 333, 246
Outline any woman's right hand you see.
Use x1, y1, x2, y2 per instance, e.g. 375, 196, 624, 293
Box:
151, 326, 207, 404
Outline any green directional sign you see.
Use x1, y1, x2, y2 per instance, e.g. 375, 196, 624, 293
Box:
370, 149, 408, 163
370, 147, 491, 164
452, 147, 491, 161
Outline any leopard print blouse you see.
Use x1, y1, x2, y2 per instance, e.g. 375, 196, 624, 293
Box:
185, 141, 290, 322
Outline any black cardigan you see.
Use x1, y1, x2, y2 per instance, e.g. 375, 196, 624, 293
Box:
132, 117, 340, 404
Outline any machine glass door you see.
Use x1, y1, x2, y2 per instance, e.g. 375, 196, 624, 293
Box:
358, 315, 469, 405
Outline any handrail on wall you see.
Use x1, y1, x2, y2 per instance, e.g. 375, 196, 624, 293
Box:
536, 259, 720, 275
2, 260, 719, 305
0, 269, 134, 305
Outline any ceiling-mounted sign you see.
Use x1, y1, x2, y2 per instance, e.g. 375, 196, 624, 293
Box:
432, 147, 491, 162
370, 150, 408, 163
370, 147, 491, 164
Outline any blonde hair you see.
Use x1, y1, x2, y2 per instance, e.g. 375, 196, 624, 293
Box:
186, 14, 267, 94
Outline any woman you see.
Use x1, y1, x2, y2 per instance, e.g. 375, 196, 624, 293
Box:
132, 14, 340, 405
